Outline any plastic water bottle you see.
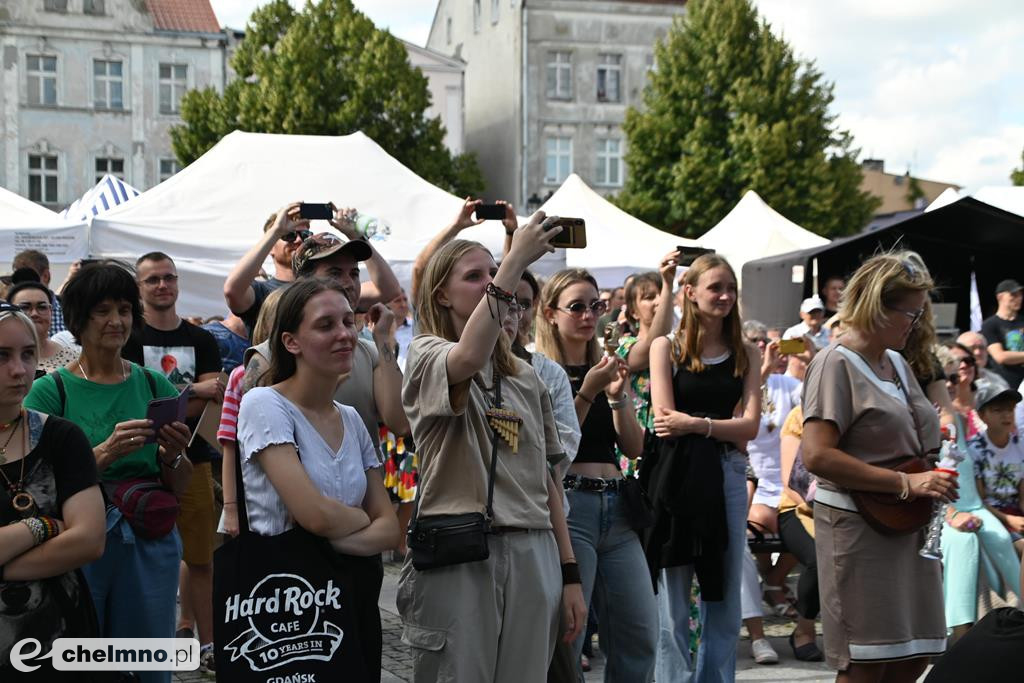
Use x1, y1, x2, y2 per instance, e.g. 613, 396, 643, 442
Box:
353, 213, 390, 242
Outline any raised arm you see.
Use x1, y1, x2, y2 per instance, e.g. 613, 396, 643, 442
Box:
411, 198, 484, 301
626, 251, 678, 373
329, 205, 400, 307
367, 303, 410, 436
257, 443, 370, 538
445, 212, 557, 385
224, 202, 306, 315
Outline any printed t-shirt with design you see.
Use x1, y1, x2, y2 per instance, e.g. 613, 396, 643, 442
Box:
402, 335, 564, 529
122, 319, 222, 464
981, 313, 1024, 389
25, 364, 178, 481
970, 431, 1024, 515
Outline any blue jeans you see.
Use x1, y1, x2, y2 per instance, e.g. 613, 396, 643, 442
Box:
655, 451, 748, 683
82, 509, 182, 683
567, 488, 658, 682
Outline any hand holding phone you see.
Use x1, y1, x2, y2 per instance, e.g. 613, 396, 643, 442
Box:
546, 217, 587, 249
144, 385, 191, 444
474, 203, 506, 221
778, 338, 807, 355
299, 203, 333, 220
677, 246, 715, 267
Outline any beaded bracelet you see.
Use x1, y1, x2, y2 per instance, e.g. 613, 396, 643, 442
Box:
484, 282, 517, 321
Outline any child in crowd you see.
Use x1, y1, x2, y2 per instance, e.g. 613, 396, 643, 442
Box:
971, 384, 1024, 552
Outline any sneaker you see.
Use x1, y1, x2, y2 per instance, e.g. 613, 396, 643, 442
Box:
200, 645, 215, 672
751, 638, 779, 665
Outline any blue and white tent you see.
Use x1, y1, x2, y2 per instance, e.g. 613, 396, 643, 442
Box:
61, 174, 141, 221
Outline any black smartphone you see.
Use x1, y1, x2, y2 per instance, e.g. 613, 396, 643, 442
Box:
299, 203, 333, 220
677, 245, 715, 267
144, 385, 191, 444
475, 203, 505, 220
548, 217, 587, 249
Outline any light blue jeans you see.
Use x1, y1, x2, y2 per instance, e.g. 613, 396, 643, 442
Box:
655, 451, 748, 683
82, 509, 183, 683
567, 487, 658, 682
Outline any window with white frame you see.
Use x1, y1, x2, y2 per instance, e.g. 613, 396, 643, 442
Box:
83, 0, 105, 14
95, 157, 124, 183
93, 59, 123, 109
546, 51, 572, 100
597, 54, 622, 102
473, 0, 481, 32
26, 55, 57, 106
545, 137, 572, 184
596, 139, 623, 187
158, 63, 188, 115
28, 154, 59, 204
491, 0, 499, 23
159, 158, 181, 182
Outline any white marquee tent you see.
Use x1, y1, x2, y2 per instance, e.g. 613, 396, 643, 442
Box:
539, 174, 691, 287
696, 190, 829, 286
89, 131, 510, 317
0, 186, 88, 264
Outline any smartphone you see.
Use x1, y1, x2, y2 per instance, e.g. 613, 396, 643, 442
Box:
603, 322, 622, 356
144, 385, 191, 444
778, 338, 807, 355
299, 203, 333, 220
475, 203, 505, 220
548, 217, 587, 249
677, 246, 715, 267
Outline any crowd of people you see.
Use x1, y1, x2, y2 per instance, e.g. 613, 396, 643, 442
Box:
0, 199, 1022, 683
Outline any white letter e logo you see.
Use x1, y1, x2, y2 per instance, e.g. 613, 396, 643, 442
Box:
10, 638, 47, 672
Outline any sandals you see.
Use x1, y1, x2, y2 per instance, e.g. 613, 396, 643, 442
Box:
789, 632, 824, 662
763, 585, 799, 619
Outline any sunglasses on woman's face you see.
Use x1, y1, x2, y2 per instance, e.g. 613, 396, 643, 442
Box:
280, 229, 313, 244
556, 300, 608, 318
946, 374, 960, 385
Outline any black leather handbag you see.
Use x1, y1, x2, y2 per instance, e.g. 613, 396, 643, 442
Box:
407, 373, 503, 571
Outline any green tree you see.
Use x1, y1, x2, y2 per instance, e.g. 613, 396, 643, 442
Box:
1012, 147, 1024, 186
170, 0, 484, 196
617, 0, 879, 238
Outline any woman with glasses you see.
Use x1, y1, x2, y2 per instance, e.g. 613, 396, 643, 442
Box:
399, 218, 586, 682
947, 342, 984, 438
25, 262, 192, 683
535, 268, 658, 681
801, 250, 958, 682
6, 282, 78, 376
646, 254, 761, 683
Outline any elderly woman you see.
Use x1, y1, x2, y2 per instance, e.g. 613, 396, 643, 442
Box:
802, 251, 958, 682
0, 304, 105, 678
25, 262, 191, 683
6, 281, 78, 375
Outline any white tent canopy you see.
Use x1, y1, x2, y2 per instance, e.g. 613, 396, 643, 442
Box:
696, 190, 829, 286
62, 174, 141, 222
539, 174, 691, 288
0, 186, 89, 263
89, 131, 508, 317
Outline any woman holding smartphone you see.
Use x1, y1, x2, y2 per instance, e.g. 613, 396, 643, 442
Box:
399, 214, 586, 682
535, 268, 658, 681
647, 254, 761, 683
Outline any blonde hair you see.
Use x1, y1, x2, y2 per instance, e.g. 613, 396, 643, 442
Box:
670, 254, 748, 378
535, 268, 602, 366
839, 250, 936, 375
251, 287, 285, 347
414, 239, 518, 378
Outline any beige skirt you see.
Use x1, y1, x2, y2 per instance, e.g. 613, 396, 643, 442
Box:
814, 494, 947, 670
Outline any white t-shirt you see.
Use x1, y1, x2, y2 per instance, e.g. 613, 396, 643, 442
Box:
237, 386, 380, 536
749, 373, 802, 506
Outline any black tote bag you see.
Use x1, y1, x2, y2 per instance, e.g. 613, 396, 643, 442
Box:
213, 441, 382, 682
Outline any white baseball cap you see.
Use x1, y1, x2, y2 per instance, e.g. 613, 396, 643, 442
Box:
800, 296, 825, 314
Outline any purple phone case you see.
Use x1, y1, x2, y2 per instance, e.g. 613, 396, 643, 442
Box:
144, 387, 190, 444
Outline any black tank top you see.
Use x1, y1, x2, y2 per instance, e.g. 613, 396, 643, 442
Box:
673, 352, 743, 420
565, 364, 619, 466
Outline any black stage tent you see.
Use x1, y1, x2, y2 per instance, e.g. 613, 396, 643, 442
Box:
741, 197, 1024, 331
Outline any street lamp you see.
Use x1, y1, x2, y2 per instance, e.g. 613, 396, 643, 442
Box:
526, 192, 542, 213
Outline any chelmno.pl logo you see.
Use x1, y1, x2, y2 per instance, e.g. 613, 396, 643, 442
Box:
9, 637, 199, 672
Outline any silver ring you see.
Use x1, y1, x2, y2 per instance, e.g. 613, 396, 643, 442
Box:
131, 436, 137, 443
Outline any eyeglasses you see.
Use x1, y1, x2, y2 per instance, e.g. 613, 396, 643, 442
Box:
280, 229, 313, 244
140, 274, 179, 287
556, 300, 608, 318
15, 302, 51, 313
887, 305, 925, 328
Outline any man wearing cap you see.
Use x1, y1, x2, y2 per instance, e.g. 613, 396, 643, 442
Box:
783, 296, 830, 349
981, 280, 1024, 390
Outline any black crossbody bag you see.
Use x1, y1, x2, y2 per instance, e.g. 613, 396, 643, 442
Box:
407, 373, 502, 571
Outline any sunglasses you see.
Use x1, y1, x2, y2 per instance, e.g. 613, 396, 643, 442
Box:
556, 300, 608, 318
946, 374, 960, 385
280, 229, 313, 244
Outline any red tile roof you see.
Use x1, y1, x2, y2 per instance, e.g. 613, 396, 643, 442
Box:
146, 0, 221, 34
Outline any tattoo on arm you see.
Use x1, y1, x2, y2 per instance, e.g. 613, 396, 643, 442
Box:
242, 355, 270, 393
377, 344, 396, 365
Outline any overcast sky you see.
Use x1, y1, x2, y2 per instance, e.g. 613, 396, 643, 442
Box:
210, 0, 1024, 192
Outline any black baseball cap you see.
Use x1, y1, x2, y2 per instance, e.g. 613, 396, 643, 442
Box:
995, 279, 1023, 295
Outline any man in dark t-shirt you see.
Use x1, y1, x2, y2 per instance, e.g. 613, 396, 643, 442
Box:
981, 279, 1024, 389
122, 251, 224, 667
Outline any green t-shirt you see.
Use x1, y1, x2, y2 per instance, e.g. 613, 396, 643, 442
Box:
26, 363, 178, 481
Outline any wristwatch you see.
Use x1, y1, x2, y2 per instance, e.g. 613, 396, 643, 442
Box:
161, 452, 185, 470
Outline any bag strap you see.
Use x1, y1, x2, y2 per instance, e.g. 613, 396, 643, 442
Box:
233, 405, 301, 538
483, 372, 501, 522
